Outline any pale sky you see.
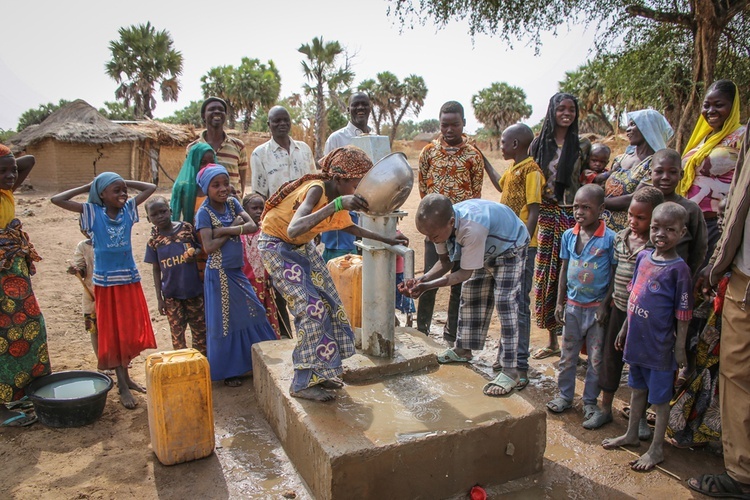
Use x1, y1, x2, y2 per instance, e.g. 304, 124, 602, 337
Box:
0, 0, 596, 134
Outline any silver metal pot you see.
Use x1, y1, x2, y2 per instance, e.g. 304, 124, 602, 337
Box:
354, 152, 414, 215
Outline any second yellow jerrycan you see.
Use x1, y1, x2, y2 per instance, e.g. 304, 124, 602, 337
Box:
327, 254, 363, 328
145, 349, 214, 465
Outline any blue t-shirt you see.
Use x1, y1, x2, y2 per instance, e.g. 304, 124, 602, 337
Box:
559, 221, 616, 305
144, 222, 203, 300
435, 199, 529, 270
624, 250, 693, 371
81, 198, 140, 286
195, 198, 245, 269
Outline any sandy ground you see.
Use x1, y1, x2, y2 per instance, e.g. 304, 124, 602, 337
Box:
1, 150, 726, 499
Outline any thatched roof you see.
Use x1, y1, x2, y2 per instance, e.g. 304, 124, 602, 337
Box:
122, 120, 197, 147
8, 99, 146, 153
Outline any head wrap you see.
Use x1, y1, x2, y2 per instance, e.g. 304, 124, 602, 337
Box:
88, 172, 124, 206
0, 145, 12, 158
628, 109, 673, 152
678, 83, 742, 195
196, 164, 229, 196
263, 145, 373, 217
531, 93, 580, 202
170, 143, 215, 222
201, 97, 227, 118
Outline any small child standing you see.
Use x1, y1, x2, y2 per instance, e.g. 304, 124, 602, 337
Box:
51, 173, 157, 409
603, 202, 692, 472
546, 184, 616, 424
591, 187, 664, 431
581, 143, 611, 185
483, 123, 543, 386
240, 193, 281, 339
649, 148, 707, 276
394, 228, 415, 326
195, 165, 277, 387
144, 196, 207, 355
67, 235, 99, 362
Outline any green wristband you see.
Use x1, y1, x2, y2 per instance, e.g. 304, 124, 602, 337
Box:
334, 196, 343, 212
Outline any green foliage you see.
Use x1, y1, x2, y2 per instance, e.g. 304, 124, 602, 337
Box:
357, 72, 428, 144
250, 107, 269, 132
162, 100, 203, 127
0, 129, 14, 143
326, 106, 347, 136
471, 82, 531, 148
200, 58, 282, 132
17, 99, 71, 131
98, 101, 135, 121
299, 37, 354, 157
105, 22, 183, 119
418, 119, 439, 133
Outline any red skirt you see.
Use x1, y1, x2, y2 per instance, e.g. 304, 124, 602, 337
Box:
94, 282, 157, 370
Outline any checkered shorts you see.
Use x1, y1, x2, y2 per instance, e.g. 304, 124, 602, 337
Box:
456, 245, 527, 368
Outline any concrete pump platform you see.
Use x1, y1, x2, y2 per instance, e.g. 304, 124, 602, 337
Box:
252, 328, 546, 500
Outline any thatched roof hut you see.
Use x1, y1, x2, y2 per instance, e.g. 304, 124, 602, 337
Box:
8, 99, 145, 154
121, 120, 196, 147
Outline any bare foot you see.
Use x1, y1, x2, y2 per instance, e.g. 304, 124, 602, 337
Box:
629, 450, 663, 471
126, 380, 146, 393
224, 377, 242, 387
118, 386, 137, 410
320, 378, 344, 390
290, 385, 335, 402
602, 434, 640, 449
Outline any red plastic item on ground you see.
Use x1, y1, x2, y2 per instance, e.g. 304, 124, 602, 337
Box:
470, 485, 487, 500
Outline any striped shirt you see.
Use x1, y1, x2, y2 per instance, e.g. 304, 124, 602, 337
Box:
612, 228, 653, 311
188, 132, 248, 192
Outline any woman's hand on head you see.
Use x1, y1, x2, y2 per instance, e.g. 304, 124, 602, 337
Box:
341, 194, 368, 212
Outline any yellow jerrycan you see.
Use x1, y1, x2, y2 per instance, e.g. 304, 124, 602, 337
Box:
145, 349, 214, 465
327, 254, 362, 328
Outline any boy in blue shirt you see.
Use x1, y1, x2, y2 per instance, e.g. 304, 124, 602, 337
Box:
401, 193, 529, 397
547, 185, 616, 427
144, 197, 207, 355
603, 202, 692, 472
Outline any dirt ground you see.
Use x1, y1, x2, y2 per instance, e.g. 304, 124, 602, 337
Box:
1, 148, 727, 499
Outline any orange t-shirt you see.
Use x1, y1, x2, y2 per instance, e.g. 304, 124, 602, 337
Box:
262, 180, 354, 245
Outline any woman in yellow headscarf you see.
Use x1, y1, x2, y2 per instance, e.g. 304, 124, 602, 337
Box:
0, 146, 50, 427
679, 79, 745, 262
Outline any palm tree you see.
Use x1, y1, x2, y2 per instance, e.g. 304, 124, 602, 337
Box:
471, 83, 532, 150
105, 22, 183, 119
231, 58, 281, 132
298, 37, 354, 158
359, 73, 428, 144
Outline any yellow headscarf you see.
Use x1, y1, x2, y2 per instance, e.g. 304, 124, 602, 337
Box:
0, 145, 15, 228
678, 85, 742, 195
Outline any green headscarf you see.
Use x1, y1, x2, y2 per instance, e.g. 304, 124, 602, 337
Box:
171, 143, 215, 222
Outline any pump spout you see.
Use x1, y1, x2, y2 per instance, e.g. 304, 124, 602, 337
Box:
384, 244, 414, 281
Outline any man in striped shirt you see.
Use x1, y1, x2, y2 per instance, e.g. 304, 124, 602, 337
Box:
187, 97, 249, 196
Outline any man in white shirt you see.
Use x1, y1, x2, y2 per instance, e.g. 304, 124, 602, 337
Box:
324, 92, 372, 153
251, 106, 316, 199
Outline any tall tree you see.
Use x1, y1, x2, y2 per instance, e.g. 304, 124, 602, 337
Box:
358, 72, 428, 144
105, 22, 183, 119
231, 58, 281, 132
99, 101, 135, 121
389, 0, 750, 148
558, 59, 616, 135
298, 37, 354, 158
471, 82, 532, 149
162, 100, 203, 127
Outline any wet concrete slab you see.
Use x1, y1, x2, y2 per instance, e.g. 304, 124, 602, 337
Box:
253, 328, 547, 500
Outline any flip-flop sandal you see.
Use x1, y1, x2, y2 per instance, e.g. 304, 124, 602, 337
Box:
583, 404, 600, 421
482, 372, 517, 397
582, 410, 613, 430
437, 349, 472, 364
546, 397, 573, 413
2, 411, 37, 427
5, 397, 33, 411
688, 472, 750, 499
531, 347, 561, 360
515, 377, 529, 391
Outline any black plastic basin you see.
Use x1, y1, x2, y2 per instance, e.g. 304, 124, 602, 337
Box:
26, 370, 113, 428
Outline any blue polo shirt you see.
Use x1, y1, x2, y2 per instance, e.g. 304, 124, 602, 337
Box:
560, 220, 616, 305
435, 199, 529, 270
